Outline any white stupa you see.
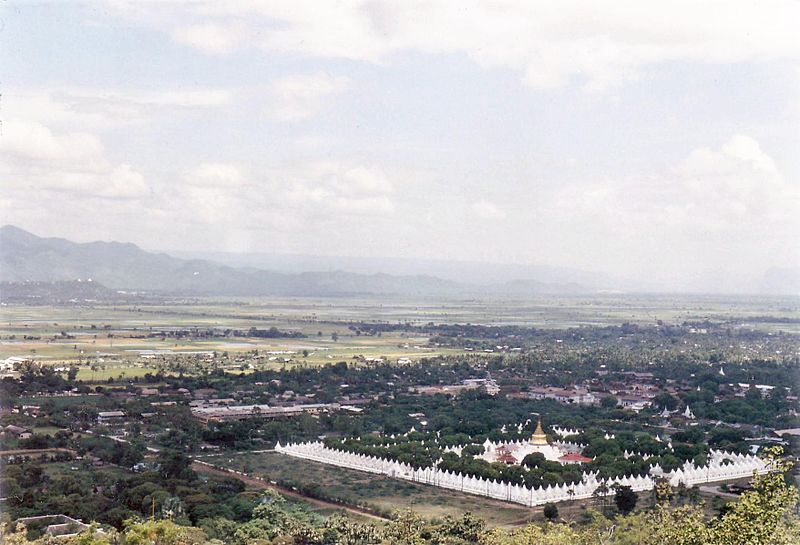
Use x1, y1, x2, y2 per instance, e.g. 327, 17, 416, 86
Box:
480, 419, 567, 464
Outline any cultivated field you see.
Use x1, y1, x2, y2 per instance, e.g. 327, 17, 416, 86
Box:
2, 294, 798, 374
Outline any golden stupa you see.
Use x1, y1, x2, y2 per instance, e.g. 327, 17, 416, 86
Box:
530, 418, 549, 446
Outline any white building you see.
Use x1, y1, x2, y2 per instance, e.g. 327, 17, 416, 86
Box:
478, 420, 591, 465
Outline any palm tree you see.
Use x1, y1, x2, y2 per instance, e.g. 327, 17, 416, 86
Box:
567, 487, 576, 517
593, 481, 610, 509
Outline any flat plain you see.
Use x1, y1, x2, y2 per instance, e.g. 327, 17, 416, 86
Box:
3, 294, 798, 371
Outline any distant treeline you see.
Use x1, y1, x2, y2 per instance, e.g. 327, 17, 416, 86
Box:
0, 280, 143, 304
237, 327, 306, 339
343, 320, 793, 344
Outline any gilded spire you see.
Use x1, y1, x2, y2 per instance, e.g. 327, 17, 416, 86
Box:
530, 417, 548, 446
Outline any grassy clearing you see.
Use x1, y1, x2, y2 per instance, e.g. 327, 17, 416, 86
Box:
202, 451, 533, 527
31, 426, 68, 436
74, 365, 160, 381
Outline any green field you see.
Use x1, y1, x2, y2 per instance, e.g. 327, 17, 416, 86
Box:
2, 294, 798, 371
200, 451, 543, 527
30, 426, 68, 436
0, 301, 465, 368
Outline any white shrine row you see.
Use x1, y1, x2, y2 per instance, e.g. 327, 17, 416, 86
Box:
551, 426, 582, 437
275, 441, 770, 507
490, 438, 586, 452
446, 442, 668, 461
623, 450, 654, 459
339, 438, 583, 455
442, 438, 584, 456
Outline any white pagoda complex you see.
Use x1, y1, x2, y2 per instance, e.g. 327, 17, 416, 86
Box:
479, 419, 591, 465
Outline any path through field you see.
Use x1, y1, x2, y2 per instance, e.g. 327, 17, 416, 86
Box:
190, 461, 390, 522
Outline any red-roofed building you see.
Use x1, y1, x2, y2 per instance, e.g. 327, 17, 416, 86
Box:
495, 445, 518, 464
497, 452, 517, 464
558, 453, 593, 465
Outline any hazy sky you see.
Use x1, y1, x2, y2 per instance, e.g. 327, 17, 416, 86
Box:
2, 1, 799, 291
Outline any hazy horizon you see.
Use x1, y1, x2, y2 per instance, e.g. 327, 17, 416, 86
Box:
4, 223, 798, 295
2, 2, 799, 294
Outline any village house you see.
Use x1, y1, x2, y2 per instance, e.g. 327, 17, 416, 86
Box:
522, 386, 597, 405
734, 383, 776, 398
622, 371, 655, 382
13, 515, 95, 539
19, 405, 41, 417
97, 410, 126, 423
414, 378, 501, 397
618, 397, 652, 412
4, 424, 32, 439
627, 383, 659, 398
191, 402, 342, 424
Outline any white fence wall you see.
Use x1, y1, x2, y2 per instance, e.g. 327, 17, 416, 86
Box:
275, 442, 769, 507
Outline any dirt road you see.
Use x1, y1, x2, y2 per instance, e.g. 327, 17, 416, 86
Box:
0, 447, 77, 456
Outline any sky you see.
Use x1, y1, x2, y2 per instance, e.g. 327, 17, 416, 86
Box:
1, 1, 799, 292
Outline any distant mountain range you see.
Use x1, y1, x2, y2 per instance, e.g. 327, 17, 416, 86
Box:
2, 226, 796, 297
169, 249, 634, 288
0, 225, 599, 298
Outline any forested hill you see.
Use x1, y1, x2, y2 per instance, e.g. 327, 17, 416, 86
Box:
3, 225, 594, 298
0, 226, 476, 297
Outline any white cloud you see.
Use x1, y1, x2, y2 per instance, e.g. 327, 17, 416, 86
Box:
147, 160, 397, 236
472, 200, 506, 220
98, 165, 151, 198
268, 73, 352, 120
6, 3, 798, 290
171, 23, 243, 55
8, 78, 345, 134
284, 163, 395, 213
56, 87, 232, 122
674, 134, 795, 226
5, 87, 232, 131
555, 134, 799, 232
108, 1, 800, 91
182, 163, 246, 187
330, 165, 393, 196
0, 119, 150, 199
542, 134, 800, 285
1, 120, 105, 166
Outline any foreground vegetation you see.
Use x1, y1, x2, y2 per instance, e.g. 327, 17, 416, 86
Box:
2, 296, 798, 543
1, 449, 798, 545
